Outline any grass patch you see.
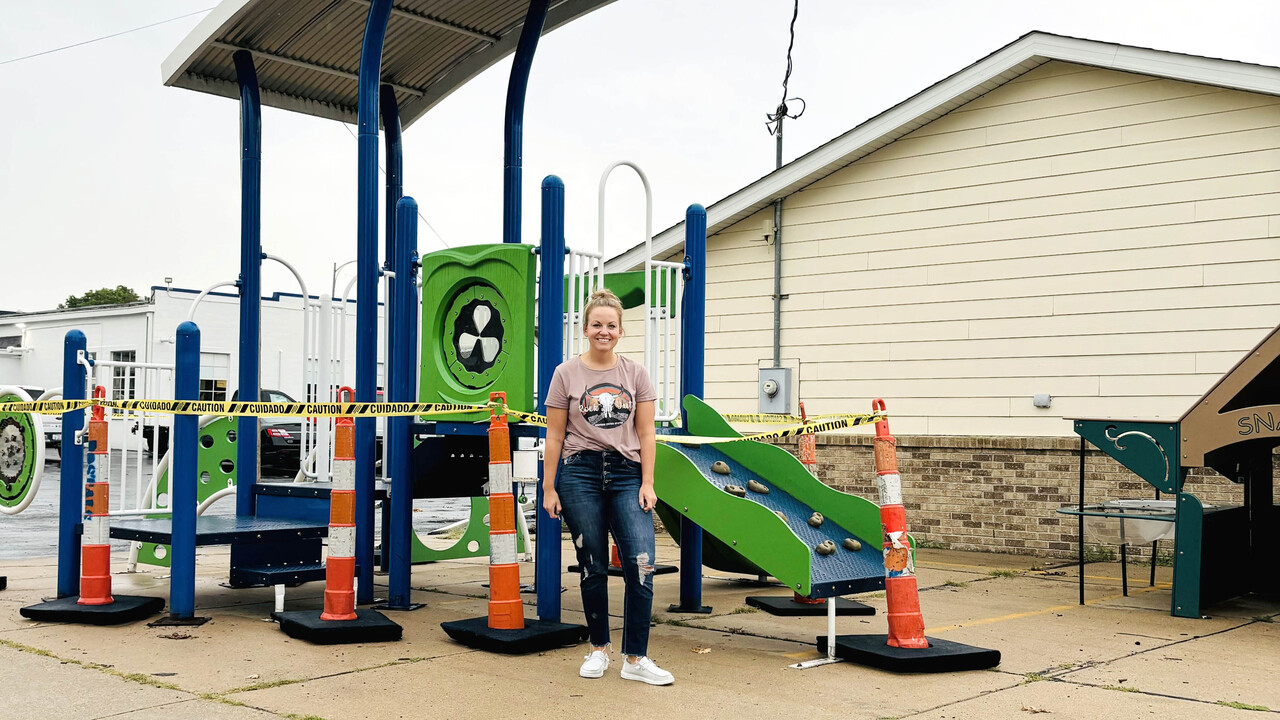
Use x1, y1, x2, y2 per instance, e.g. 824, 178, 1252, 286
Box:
1102, 685, 1140, 693
1141, 548, 1174, 567
1082, 545, 1117, 563
730, 606, 758, 615
1250, 615, 1275, 624
942, 580, 969, 588
225, 677, 308, 694
441, 525, 467, 540
990, 569, 1019, 579
283, 715, 332, 720
1021, 672, 1048, 685
914, 538, 947, 550
1217, 701, 1270, 711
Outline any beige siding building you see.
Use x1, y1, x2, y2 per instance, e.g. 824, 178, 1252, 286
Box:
613, 32, 1280, 439
609, 33, 1280, 557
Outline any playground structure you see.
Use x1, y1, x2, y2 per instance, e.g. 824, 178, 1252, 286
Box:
1069, 323, 1280, 619
1, 0, 1007, 671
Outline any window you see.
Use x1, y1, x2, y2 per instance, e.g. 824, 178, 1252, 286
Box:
200, 379, 227, 401
111, 350, 137, 399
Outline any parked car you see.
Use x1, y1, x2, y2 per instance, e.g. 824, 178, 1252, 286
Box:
14, 385, 62, 449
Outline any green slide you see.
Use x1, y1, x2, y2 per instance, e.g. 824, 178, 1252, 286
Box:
654, 396, 886, 599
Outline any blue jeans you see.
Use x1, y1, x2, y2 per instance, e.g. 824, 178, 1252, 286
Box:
557, 450, 656, 657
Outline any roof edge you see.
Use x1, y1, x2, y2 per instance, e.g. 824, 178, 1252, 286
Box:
606, 31, 1280, 271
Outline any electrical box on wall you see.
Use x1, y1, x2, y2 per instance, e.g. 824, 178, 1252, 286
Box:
758, 367, 792, 414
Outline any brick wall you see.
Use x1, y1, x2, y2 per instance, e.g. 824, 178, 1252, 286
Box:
771, 434, 1278, 561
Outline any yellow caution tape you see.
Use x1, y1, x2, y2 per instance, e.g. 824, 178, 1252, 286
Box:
658, 413, 884, 445
721, 412, 874, 425
0, 400, 97, 414
0, 398, 883, 443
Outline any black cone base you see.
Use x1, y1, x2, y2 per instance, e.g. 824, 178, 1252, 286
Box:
817, 633, 1000, 673
20, 595, 165, 625
273, 609, 402, 645
0, 576, 6, 591
440, 616, 587, 654
566, 563, 678, 577
747, 595, 875, 616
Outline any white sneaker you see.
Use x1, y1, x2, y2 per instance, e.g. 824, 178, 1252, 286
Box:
620, 656, 674, 686
579, 649, 610, 678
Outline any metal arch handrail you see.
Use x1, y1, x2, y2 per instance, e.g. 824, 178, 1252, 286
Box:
184, 280, 239, 323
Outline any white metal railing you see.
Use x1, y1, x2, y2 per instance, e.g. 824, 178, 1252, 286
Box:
88, 359, 174, 518
563, 248, 603, 361
597, 161, 682, 423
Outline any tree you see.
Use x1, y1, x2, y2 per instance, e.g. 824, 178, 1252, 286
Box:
59, 285, 141, 309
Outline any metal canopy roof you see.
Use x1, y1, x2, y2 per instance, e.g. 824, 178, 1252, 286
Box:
162, 0, 613, 128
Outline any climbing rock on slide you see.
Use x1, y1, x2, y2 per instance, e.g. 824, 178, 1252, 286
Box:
807, 512, 824, 528
815, 540, 837, 556
747, 479, 769, 494
775, 510, 788, 523
843, 537, 862, 552
711, 461, 731, 475
723, 484, 747, 497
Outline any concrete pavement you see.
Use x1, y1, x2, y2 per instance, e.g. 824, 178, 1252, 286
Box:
1, 536, 1276, 720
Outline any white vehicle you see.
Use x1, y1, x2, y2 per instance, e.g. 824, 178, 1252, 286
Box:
15, 386, 62, 448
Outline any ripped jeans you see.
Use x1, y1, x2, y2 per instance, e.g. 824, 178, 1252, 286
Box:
557, 450, 656, 657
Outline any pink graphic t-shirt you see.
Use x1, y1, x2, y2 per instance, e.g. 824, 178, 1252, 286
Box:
545, 355, 657, 463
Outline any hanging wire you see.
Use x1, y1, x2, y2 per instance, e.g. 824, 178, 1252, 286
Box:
765, 0, 806, 136
0, 7, 215, 66
343, 121, 453, 248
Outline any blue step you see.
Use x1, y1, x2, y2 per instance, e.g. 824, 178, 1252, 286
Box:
110, 516, 329, 546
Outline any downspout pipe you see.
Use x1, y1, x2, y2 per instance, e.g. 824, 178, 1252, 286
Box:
355, 0, 393, 605
772, 117, 784, 368
233, 50, 261, 517
501, 0, 550, 244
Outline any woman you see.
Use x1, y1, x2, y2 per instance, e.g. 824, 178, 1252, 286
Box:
542, 288, 674, 686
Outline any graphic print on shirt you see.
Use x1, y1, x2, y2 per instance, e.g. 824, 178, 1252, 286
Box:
579, 383, 635, 429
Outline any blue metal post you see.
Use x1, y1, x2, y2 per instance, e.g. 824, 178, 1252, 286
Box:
233, 50, 261, 517
56, 330, 87, 598
502, 0, 550, 244
386, 197, 418, 608
379, 85, 402, 575
674, 204, 711, 613
536, 175, 565, 620
355, 0, 393, 604
171, 322, 201, 619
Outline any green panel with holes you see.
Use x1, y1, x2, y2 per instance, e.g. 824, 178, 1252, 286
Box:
136, 416, 239, 567
419, 244, 536, 420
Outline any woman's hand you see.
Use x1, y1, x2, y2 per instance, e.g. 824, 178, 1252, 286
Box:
638, 485, 657, 513
543, 487, 562, 519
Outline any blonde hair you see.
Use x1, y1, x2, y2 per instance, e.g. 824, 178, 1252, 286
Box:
582, 288, 624, 329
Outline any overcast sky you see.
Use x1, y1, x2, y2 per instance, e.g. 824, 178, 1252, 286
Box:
2, 1, 1279, 313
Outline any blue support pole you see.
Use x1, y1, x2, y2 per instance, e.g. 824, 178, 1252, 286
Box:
233, 50, 261, 517
56, 330, 87, 598
673, 204, 711, 613
355, 0, 393, 604
385, 197, 419, 609
379, 85, 402, 575
502, 0, 550, 245
536, 175, 565, 621
171, 321, 201, 619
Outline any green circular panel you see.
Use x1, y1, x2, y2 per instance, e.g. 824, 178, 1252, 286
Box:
442, 283, 511, 390
0, 399, 39, 509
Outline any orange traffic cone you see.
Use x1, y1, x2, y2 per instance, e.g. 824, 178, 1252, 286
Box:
79, 386, 112, 606
486, 392, 524, 630
871, 398, 928, 649
320, 413, 357, 621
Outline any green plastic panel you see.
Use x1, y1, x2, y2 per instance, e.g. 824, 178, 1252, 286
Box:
563, 270, 676, 315
0, 395, 41, 511
409, 497, 525, 563
1075, 419, 1184, 494
653, 396, 887, 597
420, 244, 535, 420
136, 417, 239, 567
1171, 492, 1203, 618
